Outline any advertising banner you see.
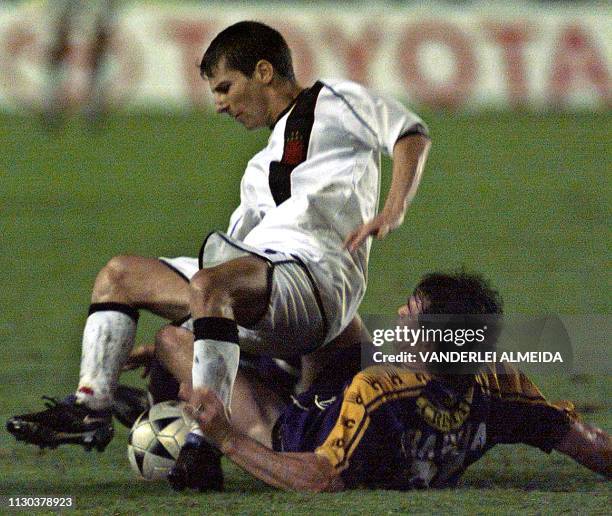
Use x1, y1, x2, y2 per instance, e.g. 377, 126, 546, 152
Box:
0, 1, 609, 111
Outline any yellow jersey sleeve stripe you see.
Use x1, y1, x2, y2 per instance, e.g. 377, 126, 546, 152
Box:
315, 366, 427, 471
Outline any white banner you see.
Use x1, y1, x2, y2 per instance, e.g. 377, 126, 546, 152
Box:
0, 1, 610, 111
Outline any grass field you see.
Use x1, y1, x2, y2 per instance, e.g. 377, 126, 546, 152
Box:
0, 110, 610, 514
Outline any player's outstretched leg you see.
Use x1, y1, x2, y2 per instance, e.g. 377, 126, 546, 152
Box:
7, 256, 190, 451
168, 256, 269, 491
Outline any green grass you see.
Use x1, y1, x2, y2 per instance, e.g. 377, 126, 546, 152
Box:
0, 111, 610, 514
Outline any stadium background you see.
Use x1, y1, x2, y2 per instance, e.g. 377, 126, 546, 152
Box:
0, 0, 609, 513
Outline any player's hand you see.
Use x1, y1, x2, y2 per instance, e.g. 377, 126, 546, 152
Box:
344, 209, 404, 253
122, 344, 155, 378
186, 388, 233, 450
178, 381, 193, 401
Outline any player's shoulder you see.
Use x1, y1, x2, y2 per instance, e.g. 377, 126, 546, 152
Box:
344, 366, 429, 407
476, 362, 548, 403
316, 79, 386, 132
319, 78, 377, 106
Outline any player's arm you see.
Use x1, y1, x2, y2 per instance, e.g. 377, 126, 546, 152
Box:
187, 387, 343, 492
554, 420, 612, 478
490, 364, 611, 479
345, 133, 431, 252
223, 433, 342, 492
122, 344, 155, 378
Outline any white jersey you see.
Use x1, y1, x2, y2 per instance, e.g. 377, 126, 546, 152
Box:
225, 79, 426, 342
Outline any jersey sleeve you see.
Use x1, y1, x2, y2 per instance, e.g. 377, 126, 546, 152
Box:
315, 367, 426, 488
479, 363, 579, 453
324, 80, 428, 156
225, 204, 262, 241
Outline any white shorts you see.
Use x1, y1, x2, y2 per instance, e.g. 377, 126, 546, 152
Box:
159, 232, 326, 359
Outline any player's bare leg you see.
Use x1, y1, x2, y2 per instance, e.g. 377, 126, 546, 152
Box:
91, 256, 191, 318
169, 255, 270, 491
7, 255, 190, 451
77, 255, 190, 408
188, 255, 269, 410
555, 420, 612, 478
155, 324, 285, 447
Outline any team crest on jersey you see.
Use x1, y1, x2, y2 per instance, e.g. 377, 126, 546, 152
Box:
284, 131, 305, 165
268, 82, 323, 206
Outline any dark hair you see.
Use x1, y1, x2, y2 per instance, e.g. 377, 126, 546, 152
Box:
200, 21, 295, 80
414, 271, 503, 378
415, 271, 503, 318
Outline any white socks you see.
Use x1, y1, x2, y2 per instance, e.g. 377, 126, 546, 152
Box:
189, 318, 240, 436
76, 304, 138, 410
192, 340, 240, 407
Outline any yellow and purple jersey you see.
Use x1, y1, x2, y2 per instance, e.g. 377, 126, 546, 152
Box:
272, 364, 577, 489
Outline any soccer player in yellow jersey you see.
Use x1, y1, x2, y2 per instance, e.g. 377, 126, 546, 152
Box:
140, 271, 611, 491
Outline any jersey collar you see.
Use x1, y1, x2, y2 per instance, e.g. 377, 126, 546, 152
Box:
269, 85, 310, 130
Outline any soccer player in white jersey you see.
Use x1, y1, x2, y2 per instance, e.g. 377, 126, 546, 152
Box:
8, 21, 430, 491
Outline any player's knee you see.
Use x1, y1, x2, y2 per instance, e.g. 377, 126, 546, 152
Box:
189, 268, 216, 295
96, 255, 133, 291
154, 325, 181, 362
92, 255, 137, 301
556, 420, 612, 478
189, 268, 231, 307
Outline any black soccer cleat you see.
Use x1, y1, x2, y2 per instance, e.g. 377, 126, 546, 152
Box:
167, 434, 224, 492
6, 395, 113, 452
112, 385, 150, 428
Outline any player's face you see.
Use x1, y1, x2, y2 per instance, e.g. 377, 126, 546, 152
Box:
207, 59, 270, 130
396, 294, 432, 356
397, 295, 425, 319
394, 295, 426, 356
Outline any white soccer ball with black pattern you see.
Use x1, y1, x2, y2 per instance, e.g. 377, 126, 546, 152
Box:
127, 400, 189, 480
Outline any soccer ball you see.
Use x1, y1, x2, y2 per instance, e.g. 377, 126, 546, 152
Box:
127, 400, 189, 480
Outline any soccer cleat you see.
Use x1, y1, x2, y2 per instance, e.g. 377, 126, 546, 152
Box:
112, 385, 150, 428
6, 395, 113, 452
167, 433, 224, 492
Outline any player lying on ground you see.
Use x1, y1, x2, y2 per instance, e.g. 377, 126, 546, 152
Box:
116, 316, 365, 491
7, 21, 430, 489
143, 272, 612, 491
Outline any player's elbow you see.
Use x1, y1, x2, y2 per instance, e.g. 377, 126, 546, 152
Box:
292, 457, 343, 492
297, 473, 340, 493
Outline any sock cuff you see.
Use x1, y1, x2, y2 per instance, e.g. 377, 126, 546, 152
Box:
89, 302, 139, 322
193, 317, 239, 344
